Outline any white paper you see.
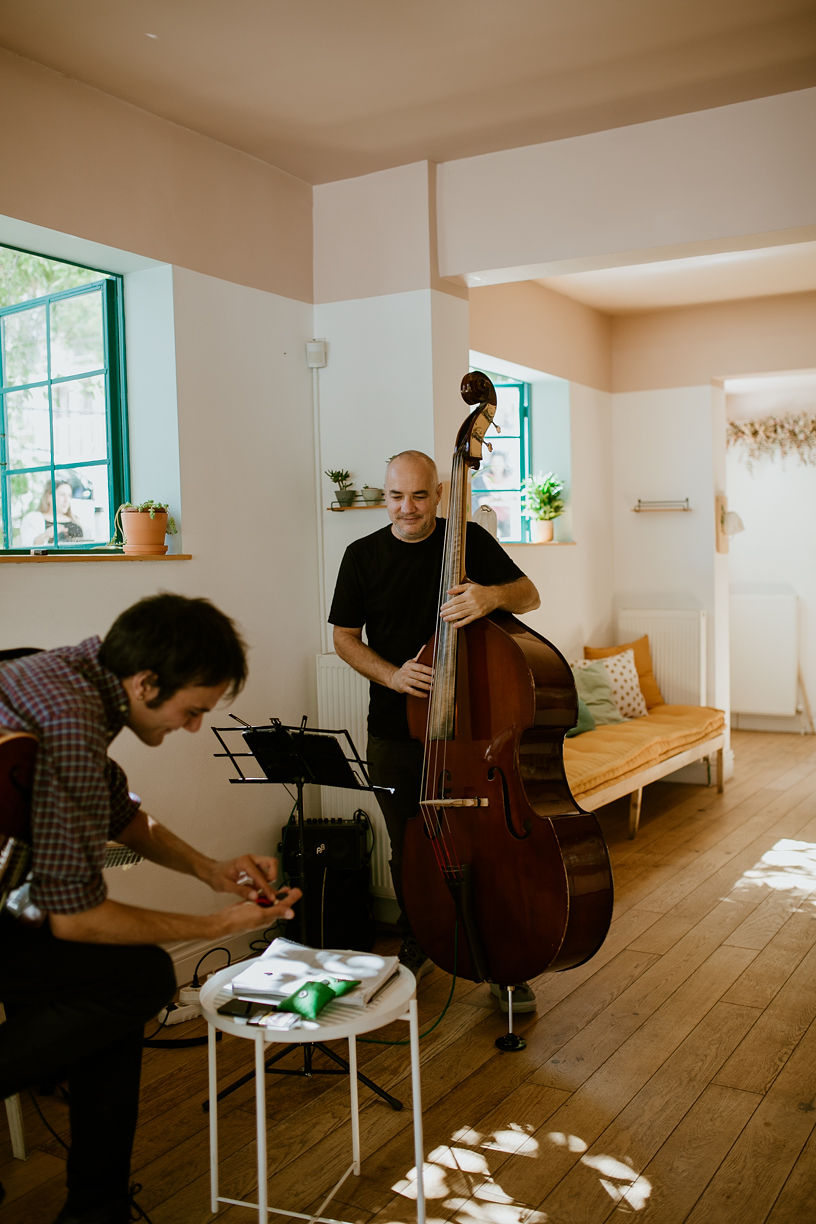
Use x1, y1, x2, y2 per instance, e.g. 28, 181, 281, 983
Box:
230, 938, 399, 1008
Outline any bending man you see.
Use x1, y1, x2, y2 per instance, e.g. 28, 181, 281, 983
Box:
0, 593, 301, 1224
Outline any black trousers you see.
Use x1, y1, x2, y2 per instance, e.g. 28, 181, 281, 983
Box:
0, 913, 175, 1207
367, 733, 424, 939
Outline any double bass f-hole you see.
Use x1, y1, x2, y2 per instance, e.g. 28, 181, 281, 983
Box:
486, 765, 531, 841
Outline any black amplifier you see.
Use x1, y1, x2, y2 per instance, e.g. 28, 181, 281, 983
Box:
279, 816, 369, 873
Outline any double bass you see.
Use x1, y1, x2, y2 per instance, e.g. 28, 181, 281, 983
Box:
401, 372, 613, 986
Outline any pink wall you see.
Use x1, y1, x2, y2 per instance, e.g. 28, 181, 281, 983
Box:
469, 280, 612, 390
0, 50, 313, 302
612, 292, 816, 390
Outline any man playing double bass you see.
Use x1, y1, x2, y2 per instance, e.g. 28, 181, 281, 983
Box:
329, 450, 541, 1012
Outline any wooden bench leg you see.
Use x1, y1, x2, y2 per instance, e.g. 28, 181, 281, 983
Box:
716, 747, 724, 793
628, 788, 643, 839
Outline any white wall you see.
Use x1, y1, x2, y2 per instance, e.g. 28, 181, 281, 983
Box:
726, 375, 816, 730
610, 385, 724, 709
1, 261, 321, 930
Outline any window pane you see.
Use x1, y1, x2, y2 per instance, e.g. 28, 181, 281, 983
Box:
494, 386, 521, 435
471, 442, 520, 490
2, 304, 48, 386
5, 385, 51, 469
52, 376, 108, 465
472, 489, 522, 542
50, 291, 104, 378
63, 465, 110, 545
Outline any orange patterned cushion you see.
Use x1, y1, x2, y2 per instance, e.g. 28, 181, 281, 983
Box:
584, 635, 664, 709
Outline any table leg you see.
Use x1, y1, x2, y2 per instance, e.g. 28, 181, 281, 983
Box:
255, 1033, 268, 1223
409, 998, 425, 1224
348, 1035, 361, 1175
208, 1024, 219, 1213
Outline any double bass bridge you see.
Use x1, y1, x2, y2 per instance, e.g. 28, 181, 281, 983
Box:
421, 797, 489, 808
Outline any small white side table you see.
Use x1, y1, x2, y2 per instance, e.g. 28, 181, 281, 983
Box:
200, 962, 425, 1224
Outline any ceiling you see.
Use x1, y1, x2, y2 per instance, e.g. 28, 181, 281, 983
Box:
1, 0, 815, 312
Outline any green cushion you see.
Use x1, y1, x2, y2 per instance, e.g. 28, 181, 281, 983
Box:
571, 662, 624, 725
277, 981, 335, 1019
566, 696, 596, 738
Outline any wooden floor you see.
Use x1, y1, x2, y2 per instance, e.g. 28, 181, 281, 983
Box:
3, 728, 816, 1224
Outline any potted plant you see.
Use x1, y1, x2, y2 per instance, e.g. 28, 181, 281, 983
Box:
325, 468, 356, 508
361, 484, 384, 504
114, 499, 178, 556
522, 472, 565, 543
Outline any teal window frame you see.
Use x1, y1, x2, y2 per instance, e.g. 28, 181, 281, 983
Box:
469, 376, 532, 543
0, 271, 129, 553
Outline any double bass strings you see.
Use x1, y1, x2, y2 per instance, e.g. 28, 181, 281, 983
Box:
417, 448, 467, 881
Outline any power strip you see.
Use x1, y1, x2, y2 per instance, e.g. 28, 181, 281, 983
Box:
158, 1002, 199, 1026
179, 985, 201, 1007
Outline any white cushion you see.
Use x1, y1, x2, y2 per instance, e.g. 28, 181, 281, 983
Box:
600, 648, 648, 719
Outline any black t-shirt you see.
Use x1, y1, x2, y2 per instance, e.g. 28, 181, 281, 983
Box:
328, 518, 526, 738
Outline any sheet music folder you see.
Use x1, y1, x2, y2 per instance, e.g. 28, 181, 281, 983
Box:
242, 723, 365, 790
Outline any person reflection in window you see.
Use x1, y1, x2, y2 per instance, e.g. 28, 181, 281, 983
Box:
20, 481, 84, 547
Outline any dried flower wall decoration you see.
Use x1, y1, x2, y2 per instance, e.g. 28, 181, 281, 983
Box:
726, 413, 816, 470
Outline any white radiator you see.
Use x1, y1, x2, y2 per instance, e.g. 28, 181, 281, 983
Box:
730, 587, 798, 716
617, 608, 707, 705
315, 653, 392, 898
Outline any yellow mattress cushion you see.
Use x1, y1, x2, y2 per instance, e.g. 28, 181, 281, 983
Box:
564, 704, 725, 798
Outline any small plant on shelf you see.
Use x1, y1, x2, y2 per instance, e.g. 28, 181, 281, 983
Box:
325, 468, 356, 507
113, 499, 178, 556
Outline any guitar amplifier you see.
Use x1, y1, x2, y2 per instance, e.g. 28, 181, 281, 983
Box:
279, 816, 374, 950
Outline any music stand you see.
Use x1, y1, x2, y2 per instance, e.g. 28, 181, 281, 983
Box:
209, 716, 401, 1110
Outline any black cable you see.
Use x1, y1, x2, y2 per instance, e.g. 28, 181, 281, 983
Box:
191, 945, 231, 987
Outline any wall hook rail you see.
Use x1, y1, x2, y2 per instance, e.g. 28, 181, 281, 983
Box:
632, 498, 691, 513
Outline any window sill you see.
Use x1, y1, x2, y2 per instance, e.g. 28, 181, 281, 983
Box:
0, 553, 193, 564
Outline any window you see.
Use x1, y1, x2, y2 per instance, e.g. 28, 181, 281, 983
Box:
0, 245, 128, 552
469, 377, 531, 542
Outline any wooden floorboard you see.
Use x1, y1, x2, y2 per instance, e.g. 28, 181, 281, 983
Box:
2, 728, 816, 1223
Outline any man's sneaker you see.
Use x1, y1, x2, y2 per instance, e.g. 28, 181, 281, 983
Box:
489, 981, 536, 1013
398, 937, 433, 981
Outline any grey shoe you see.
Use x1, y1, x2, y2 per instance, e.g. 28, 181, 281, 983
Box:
398, 937, 433, 980
489, 981, 536, 1013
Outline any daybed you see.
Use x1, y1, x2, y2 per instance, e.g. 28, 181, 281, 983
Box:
562, 635, 725, 838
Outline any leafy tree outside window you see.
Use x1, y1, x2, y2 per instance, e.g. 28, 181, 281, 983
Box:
469, 377, 531, 542
0, 245, 128, 552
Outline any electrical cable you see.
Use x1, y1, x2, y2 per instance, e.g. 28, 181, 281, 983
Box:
360, 924, 460, 1046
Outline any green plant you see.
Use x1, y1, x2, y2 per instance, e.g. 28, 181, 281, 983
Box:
113, 499, 178, 542
325, 469, 353, 490
522, 472, 565, 521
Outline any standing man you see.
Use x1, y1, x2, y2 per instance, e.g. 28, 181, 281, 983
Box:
0, 593, 301, 1224
329, 450, 540, 1011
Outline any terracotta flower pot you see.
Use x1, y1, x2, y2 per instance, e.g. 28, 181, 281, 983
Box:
121, 508, 169, 555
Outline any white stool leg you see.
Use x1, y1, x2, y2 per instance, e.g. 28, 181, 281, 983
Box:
5, 1094, 26, 1160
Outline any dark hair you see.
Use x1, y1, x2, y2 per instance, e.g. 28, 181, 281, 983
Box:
99, 594, 248, 704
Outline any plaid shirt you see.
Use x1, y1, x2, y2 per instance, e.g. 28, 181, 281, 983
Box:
0, 637, 139, 913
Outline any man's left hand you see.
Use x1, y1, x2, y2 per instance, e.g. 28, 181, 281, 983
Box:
439, 581, 496, 628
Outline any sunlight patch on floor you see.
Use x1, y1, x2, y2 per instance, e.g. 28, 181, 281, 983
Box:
735, 839, 816, 895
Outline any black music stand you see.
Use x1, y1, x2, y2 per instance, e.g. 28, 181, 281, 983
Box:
209, 716, 401, 1111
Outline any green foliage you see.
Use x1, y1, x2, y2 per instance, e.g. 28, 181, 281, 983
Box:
0, 246, 104, 308
325, 468, 353, 489
522, 472, 565, 521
